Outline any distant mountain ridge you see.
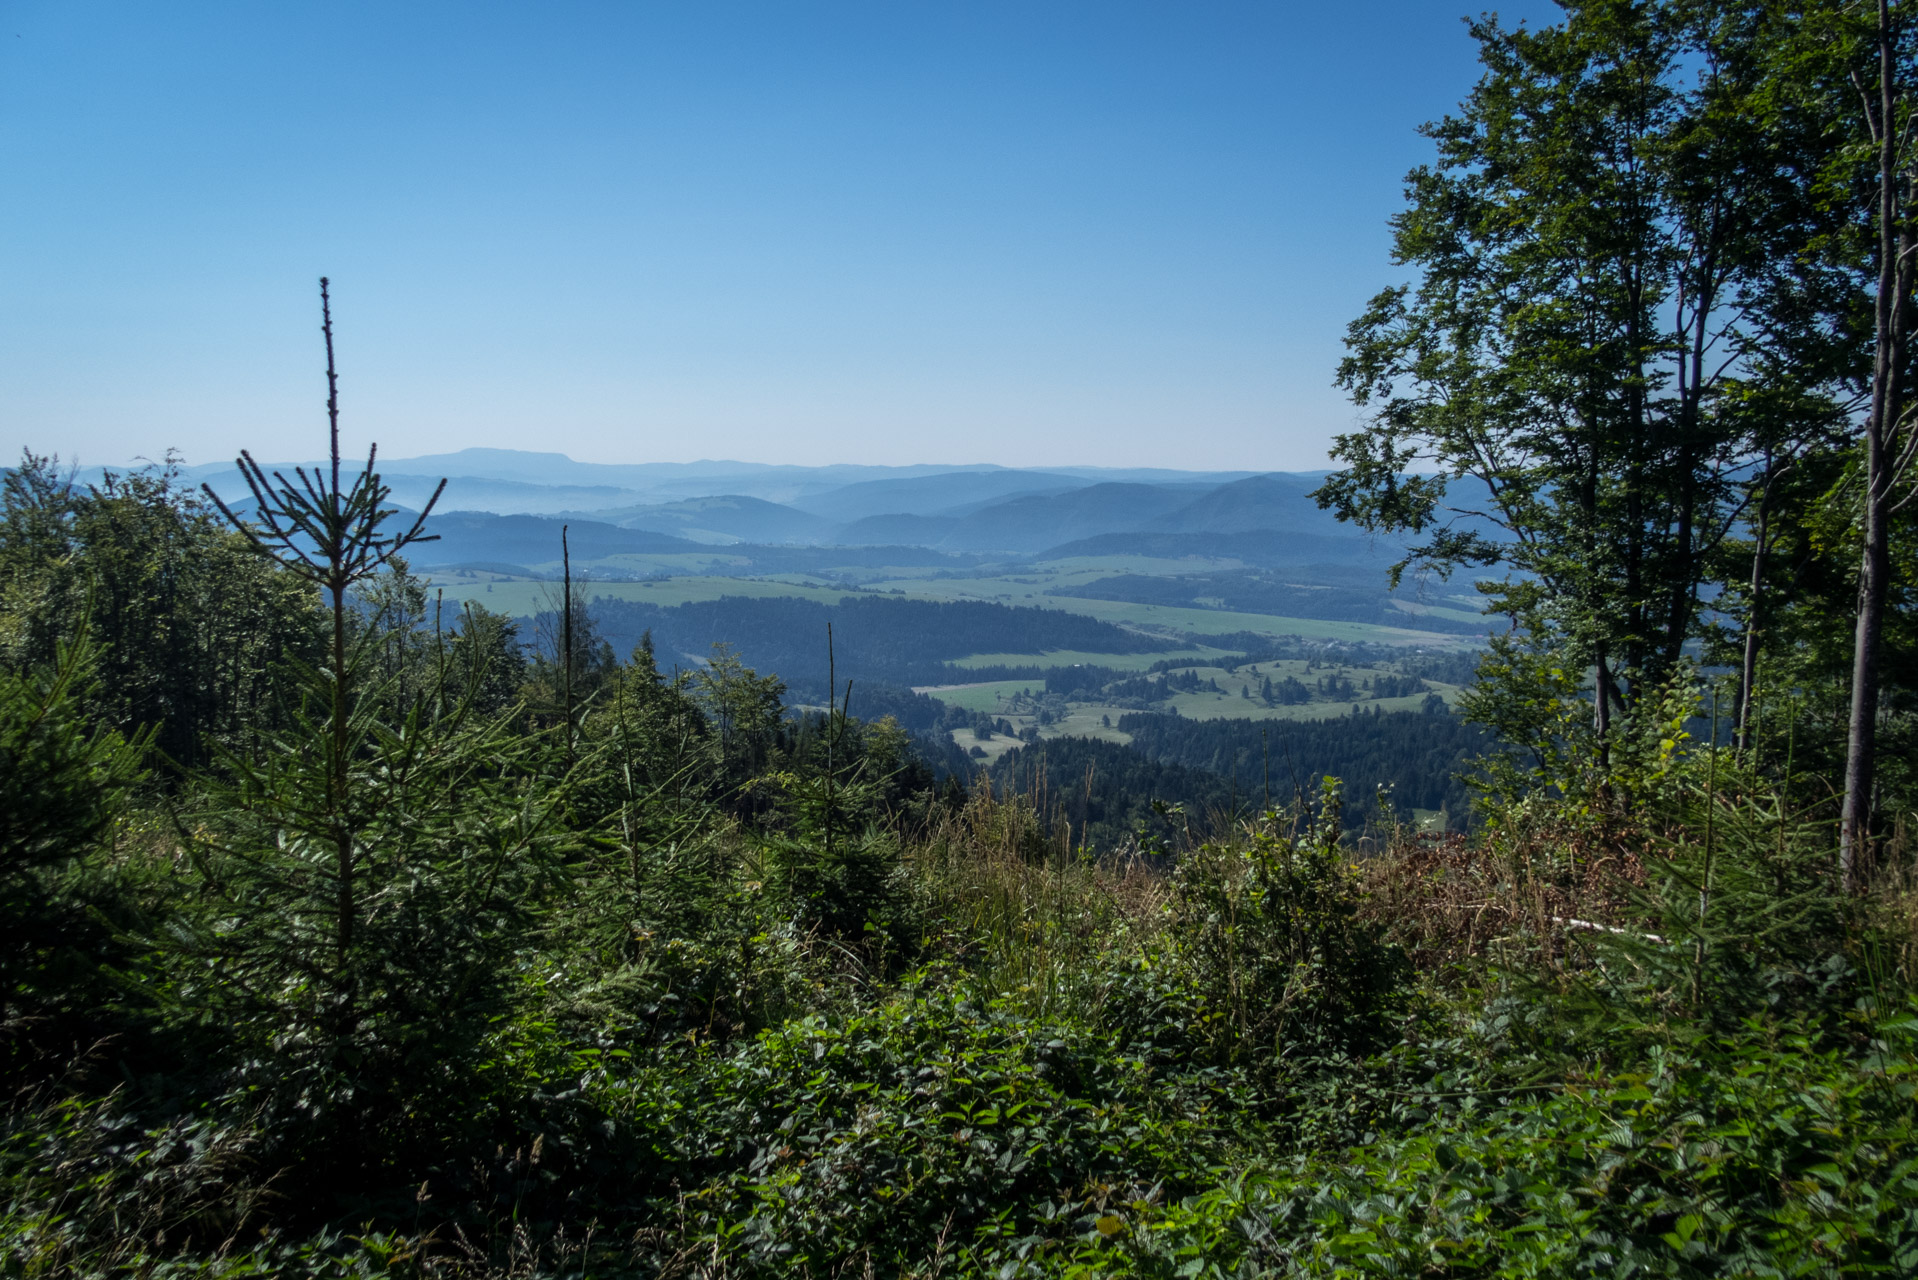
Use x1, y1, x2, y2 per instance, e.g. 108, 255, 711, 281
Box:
414, 513, 702, 564
787, 470, 1090, 522
68, 448, 1419, 567
1146, 474, 1339, 535
580, 495, 835, 545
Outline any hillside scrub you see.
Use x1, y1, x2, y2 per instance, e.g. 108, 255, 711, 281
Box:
2, 685, 1914, 1275
2, 459, 1913, 1274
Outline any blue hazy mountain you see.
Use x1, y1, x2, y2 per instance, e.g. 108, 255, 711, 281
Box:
411, 512, 702, 565
188, 467, 649, 517
376, 450, 1007, 505
830, 513, 966, 546
790, 469, 1090, 522
82, 450, 1455, 567
1144, 474, 1346, 535
923, 482, 1214, 553
582, 495, 836, 545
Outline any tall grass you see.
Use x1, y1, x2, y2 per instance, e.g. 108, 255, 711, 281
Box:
909, 776, 1166, 1020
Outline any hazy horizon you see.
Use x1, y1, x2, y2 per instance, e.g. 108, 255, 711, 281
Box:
64, 446, 1314, 479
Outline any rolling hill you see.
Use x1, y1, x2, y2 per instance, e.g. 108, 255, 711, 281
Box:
790, 469, 1089, 522
928, 482, 1215, 553
410, 513, 702, 565
1145, 473, 1347, 535
582, 495, 835, 544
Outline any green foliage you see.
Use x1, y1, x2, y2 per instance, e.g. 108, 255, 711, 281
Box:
655, 993, 1234, 1272
443, 600, 528, 718
0, 634, 146, 896
1165, 789, 1411, 1074
1067, 1003, 1918, 1278
695, 643, 789, 800
1120, 706, 1484, 825
0, 1094, 275, 1275
170, 663, 576, 1172
0, 634, 148, 1069
0, 453, 320, 772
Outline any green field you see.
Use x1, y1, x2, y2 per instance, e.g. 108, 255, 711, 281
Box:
1164, 687, 1459, 721
1153, 660, 1463, 720
421, 548, 1478, 658
1023, 595, 1466, 645
913, 649, 1467, 736
873, 556, 1240, 603
944, 705, 1134, 764
1386, 597, 1487, 625
1037, 706, 1135, 745
944, 728, 1026, 764
910, 679, 1042, 712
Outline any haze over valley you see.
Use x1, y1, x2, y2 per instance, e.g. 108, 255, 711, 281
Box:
98, 445, 1491, 833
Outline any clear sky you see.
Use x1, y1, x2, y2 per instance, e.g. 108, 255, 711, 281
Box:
1, 1, 1559, 472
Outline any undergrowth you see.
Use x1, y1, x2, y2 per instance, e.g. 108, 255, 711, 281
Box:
6, 745, 1916, 1277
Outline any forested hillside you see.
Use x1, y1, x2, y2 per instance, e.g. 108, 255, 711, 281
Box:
1119, 707, 1483, 820
6, 2, 1918, 1276
584, 594, 1161, 689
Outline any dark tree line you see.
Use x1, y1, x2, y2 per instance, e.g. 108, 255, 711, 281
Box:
0, 456, 322, 774
1119, 705, 1484, 827
585, 594, 1159, 692
982, 735, 1241, 852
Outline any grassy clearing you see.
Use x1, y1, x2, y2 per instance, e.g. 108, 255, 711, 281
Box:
1385, 596, 1487, 624
1165, 688, 1457, 721
972, 705, 1136, 747
1152, 661, 1465, 721
1033, 594, 1467, 645
873, 560, 1211, 604
1027, 553, 1246, 574
922, 658, 1463, 728
593, 551, 757, 573
944, 727, 1027, 763
913, 679, 1041, 712
1041, 705, 1134, 742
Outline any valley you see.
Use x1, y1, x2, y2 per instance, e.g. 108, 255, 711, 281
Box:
264, 450, 1498, 841
273, 449, 1491, 675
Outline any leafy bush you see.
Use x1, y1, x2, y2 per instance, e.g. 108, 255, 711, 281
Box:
649, 985, 1236, 1273
1073, 1008, 1918, 1277
1164, 792, 1411, 1074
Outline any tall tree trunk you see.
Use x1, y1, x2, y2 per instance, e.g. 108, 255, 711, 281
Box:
320, 281, 355, 986
1594, 646, 1613, 738
1842, 0, 1908, 891
1844, 466, 1892, 883
1734, 494, 1769, 756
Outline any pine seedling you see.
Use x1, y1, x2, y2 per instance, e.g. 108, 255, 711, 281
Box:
176, 282, 574, 1176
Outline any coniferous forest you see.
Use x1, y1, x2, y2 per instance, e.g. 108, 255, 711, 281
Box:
7, 3, 1918, 1275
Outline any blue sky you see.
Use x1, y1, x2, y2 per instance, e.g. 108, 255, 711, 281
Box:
0, 1, 1559, 472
